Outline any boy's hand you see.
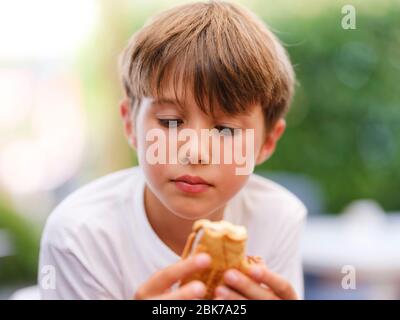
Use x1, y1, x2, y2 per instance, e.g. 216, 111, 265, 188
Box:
133, 253, 211, 300
213, 262, 298, 300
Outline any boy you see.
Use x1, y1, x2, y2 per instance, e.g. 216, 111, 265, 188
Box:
39, 0, 307, 300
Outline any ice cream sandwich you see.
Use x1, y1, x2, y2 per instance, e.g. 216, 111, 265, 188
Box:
179, 219, 262, 299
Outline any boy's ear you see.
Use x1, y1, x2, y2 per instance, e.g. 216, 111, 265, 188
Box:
255, 118, 286, 165
119, 98, 137, 150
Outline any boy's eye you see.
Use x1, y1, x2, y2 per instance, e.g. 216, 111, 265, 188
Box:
158, 119, 183, 128
157, 120, 237, 134
214, 125, 236, 136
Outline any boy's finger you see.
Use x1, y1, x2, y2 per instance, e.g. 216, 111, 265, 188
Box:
214, 285, 247, 300
136, 253, 211, 298
153, 280, 207, 300
250, 265, 297, 300
221, 269, 275, 300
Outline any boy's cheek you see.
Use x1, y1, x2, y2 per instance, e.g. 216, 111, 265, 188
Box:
214, 165, 250, 193
142, 163, 169, 184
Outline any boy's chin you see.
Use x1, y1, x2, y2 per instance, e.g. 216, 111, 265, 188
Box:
169, 204, 220, 221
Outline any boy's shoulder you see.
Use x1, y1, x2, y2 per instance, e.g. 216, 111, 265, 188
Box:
237, 173, 308, 225
41, 167, 142, 249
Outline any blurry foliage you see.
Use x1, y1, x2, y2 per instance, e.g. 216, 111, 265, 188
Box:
256, 4, 400, 213
0, 200, 40, 284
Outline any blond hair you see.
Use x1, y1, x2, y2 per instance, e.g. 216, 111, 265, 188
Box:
119, 0, 295, 132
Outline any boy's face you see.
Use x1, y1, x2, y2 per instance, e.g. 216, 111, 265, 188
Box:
120, 84, 286, 220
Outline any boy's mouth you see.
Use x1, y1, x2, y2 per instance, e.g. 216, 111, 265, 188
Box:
171, 175, 212, 194
174, 175, 211, 185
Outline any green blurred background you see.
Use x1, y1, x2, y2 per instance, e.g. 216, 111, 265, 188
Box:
0, 0, 399, 296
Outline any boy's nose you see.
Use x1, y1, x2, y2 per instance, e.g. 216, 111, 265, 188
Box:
179, 130, 210, 165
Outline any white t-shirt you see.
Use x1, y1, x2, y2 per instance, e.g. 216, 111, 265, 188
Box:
38, 166, 307, 300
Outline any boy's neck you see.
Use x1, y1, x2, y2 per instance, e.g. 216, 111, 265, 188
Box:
143, 184, 225, 257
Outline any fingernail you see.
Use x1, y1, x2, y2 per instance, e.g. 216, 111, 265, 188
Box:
191, 281, 205, 296
215, 286, 229, 298
195, 253, 211, 267
225, 270, 238, 283
250, 266, 263, 278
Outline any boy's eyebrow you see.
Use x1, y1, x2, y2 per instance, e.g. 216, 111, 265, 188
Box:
151, 98, 185, 112
151, 97, 255, 122
152, 98, 177, 105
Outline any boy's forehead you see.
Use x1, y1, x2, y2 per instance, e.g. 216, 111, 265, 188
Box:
151, 96, 180, 106
149, 96, 186, 114
149, 76, 225, 115
149, 81, 190, 111
150, 87, 204, 113
148, 76, 258, 118
148, 65, 258, 117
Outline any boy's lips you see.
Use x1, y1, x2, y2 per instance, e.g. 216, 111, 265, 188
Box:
171, 175, 212, 194
174, 175, 211, 185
